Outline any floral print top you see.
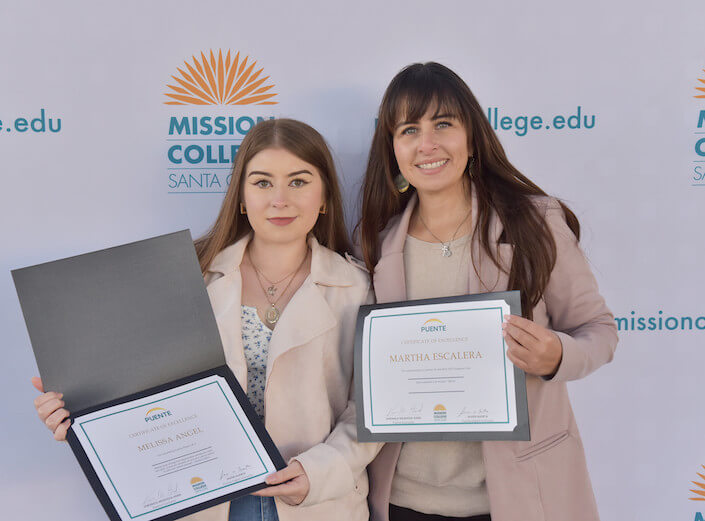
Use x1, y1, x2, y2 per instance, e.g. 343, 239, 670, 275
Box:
241, 305, 272, 420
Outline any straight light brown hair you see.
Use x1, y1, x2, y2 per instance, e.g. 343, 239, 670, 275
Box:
196, 118, 352, 272
357, 62, 580, 318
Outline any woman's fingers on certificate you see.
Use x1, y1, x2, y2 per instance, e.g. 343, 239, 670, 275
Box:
32, 376, 70, 440
503, 315, 562, 377
252, 460, 310, 505
53, 418, 71, 441
31, 376, 45, 393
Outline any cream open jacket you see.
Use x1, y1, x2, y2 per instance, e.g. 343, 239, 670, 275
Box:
185, 235, 381, 521
367, 193, 618, 521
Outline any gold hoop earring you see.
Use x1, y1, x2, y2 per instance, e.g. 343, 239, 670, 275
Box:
394, 174, 410, 193
240, 203, 247, 214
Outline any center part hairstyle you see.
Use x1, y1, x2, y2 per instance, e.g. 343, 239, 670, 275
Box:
196, 118, 352, 272
358, 62, 580, 318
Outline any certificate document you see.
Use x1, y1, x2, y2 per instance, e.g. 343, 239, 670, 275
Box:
70, 373, 282, 521
355, 291, 529, 442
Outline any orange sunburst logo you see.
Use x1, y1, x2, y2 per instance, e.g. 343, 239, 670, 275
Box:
164, 49, 278, 106
696, 70, 705, 99
691, 465, 705, 501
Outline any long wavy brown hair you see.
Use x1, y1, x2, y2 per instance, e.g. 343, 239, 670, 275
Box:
357, 62, 580, 318
196, 118, 352, 272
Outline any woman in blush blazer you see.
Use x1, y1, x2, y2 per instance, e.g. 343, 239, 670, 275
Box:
32, 119, 380, 521
357, 63, 618, 521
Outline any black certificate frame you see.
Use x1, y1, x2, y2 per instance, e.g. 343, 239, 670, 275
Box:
354, 290, 530, 443
66, 365, 286, 521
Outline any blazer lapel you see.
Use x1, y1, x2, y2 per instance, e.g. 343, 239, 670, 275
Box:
373, 195, 416, 304
468, 191, 509, 294
264, 237, 343, 380
265, 278, 336, 379
206, 238, 249, 388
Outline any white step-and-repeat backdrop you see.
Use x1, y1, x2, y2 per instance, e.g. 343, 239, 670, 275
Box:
2, 1, 704, 520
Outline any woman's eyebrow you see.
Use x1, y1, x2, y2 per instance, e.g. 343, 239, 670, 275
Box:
247, 170, 313, 178
288, 170, 313, 177
395, 120, 416, 130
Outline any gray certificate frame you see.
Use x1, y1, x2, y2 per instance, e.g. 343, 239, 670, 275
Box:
12, 230, 226, 413
354, 290, 530, 442
12, 230, 286, 521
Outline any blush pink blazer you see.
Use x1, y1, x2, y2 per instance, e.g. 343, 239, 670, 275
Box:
184, 235, 381, 521
367, 193, 618, 521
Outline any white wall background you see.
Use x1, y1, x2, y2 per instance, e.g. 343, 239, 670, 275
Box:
2, 1, 704, 520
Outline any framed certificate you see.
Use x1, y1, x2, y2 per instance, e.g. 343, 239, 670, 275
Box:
67, 366, 286, 521
354, 291, 529, 442
13, 231, 285, 520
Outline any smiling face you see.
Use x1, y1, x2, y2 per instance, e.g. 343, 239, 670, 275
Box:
242, 147, 325, 246
392, 105, 472, 197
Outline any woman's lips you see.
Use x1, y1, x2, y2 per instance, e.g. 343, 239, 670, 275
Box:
268, 217, 296, 226
415, 158, 449, 174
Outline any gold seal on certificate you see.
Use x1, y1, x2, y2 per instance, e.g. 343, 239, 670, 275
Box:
354, 291, 529, 442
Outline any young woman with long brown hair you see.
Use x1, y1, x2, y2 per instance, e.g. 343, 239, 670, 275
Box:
32, 119, 380, 521
358, 63, 618, 521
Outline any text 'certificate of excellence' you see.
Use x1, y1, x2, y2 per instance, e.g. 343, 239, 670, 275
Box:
354, 291, 529, 442
71, 373, 281, 521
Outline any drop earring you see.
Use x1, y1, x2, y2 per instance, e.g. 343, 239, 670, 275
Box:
467, 156, 476, 178
394, 174, 410, 193
240, 203, 247, 214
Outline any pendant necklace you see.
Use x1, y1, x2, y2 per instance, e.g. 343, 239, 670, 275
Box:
249, 248, 309, 326
251, 261, 302, 297
418, 207, 472, 257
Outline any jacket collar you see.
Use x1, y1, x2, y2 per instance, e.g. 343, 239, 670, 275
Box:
207, 233, 356, 288
206, 233, 353, 383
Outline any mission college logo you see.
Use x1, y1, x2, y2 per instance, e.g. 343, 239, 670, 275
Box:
433, 404, 447, 422
191, 477, 207, 493
164, 50, 278, 106
164, 49, 279, 194
692, 69, 705, 186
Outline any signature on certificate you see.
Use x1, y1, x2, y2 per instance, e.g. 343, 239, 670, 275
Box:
220, 464, 255, 483
457, 406, 489, 419
386, 401, 424, 419
143, 482, 181, 508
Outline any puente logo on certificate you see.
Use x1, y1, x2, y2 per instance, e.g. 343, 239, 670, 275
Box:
144, 407, 172, 422
164, 49, 280, 194
421, 318, 447, 333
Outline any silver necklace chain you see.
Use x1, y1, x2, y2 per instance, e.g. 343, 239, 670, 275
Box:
417, 207, 472, 257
